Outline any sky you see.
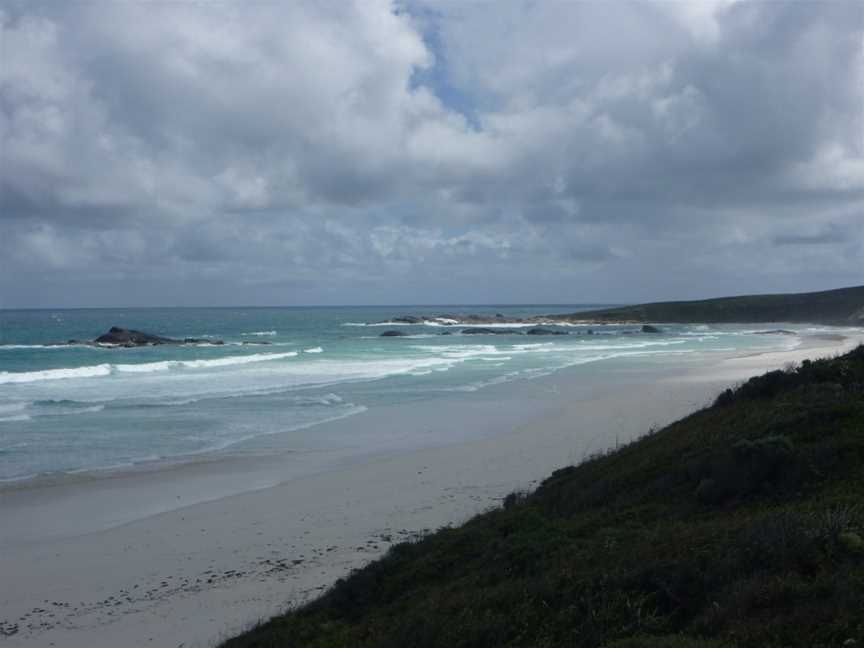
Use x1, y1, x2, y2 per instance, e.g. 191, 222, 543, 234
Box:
1, 0, 862, 308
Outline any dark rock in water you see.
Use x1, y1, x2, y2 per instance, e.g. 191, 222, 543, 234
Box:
380, 330, 407, 337
391, 316, 422, 324
495, 313, 504, 318
242, 341, 270, 345
89, 327, 225, 347
440, 331, 453, 335
526, 327, 568, 336
94, 326, 175, 345
753, 329, 796, 336
460, 327, 512, 335
641, 324, 662, 333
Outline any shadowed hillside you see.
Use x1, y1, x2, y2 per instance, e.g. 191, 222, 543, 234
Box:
553, 285, 864, 324
222, 345, 864, 648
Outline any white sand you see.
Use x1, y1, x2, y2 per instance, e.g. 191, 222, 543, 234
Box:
1, 332, 861, 647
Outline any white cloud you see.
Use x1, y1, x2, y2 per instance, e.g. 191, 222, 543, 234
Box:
0, 0, 862, 306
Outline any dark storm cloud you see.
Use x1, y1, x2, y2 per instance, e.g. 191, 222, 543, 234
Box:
0, 0, 861, 308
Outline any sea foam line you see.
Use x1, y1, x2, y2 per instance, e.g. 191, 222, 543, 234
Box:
0, 344, 93, 351
0, 351, 300, 384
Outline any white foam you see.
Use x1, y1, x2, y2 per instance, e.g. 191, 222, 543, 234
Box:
297, 393, 343, 405
304, 347, 323, 353
356, 319, 573, 329
0, 364, 113, 385
44, 404, 105, 417
114, 360, 178, 373
181, 351, 299, 369
113, 351, 299, 373
0, 351, 300, 384
241, 330, 277, 336
0, 344, 92, 350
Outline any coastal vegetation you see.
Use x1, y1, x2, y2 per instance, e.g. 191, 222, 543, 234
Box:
559, 285, 864, 325
222, 344, 864, 648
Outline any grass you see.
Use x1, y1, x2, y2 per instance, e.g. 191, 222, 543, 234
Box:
221, 345, 864, 648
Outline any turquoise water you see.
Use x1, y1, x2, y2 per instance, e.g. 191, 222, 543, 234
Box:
0, 306, 812, 482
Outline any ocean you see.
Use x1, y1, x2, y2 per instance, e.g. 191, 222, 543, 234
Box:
0, 305, 823, 484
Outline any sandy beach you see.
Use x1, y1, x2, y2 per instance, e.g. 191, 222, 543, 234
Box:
2, 331, 862, 648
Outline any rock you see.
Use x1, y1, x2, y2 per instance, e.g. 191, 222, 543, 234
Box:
380, 330, 407, 337
753, 329, 796, 335
87, 327, 224, 347
460, 327, 511, 335
94, 326, 175, 345
525, 327, 568, 336
641, 324, 662, 333
391, 316, 422, 324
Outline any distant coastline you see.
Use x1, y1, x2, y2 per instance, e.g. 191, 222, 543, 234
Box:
552, 284, 864, 325
369, 285, 864, 328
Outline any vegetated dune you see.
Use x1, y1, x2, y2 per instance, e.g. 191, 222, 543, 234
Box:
553, 284, 864, 324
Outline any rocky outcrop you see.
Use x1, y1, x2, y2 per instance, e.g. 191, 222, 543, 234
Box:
94, 327, 174, 345
526, 328, 568, 336
460, 327, 514, 335
380, 330, 408, 337
48, 327, 226, 348
641, 325, 662, 333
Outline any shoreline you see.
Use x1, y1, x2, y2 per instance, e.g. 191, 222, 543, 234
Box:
1, 331, 861, 647
3, 324, 856, 496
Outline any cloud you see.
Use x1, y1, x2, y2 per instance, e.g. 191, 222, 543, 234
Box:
773, 222, 854, 247
0, 0, 862, 307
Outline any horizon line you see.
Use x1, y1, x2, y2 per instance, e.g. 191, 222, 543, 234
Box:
0, 302, 620, 312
